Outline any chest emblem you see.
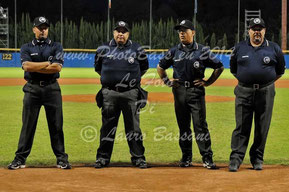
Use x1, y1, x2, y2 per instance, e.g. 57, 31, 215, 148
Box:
193, 61, 200, 68
263, 56, 270, 64
128, 57, 135, 64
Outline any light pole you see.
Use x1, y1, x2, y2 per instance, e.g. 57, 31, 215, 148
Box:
61, 0, 63, 45
15, 0, 17, 48
194, 0, 197, 40
282, 0, 287, 50
237, 0, 240, 43
107, 0, 111, 41
149, 0, 152, 49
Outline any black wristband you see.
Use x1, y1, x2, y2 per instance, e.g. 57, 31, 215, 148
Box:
162, 76, 169, 84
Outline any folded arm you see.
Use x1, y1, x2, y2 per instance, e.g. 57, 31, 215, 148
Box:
22, 61, 62, 74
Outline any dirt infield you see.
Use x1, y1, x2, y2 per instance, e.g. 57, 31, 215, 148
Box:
62, 93, 235, 103
1, 164, 289, 192
1, 78, 287, 103
0, 78, 289, 88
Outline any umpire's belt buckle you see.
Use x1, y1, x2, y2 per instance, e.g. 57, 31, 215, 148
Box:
184, 81, 190, 88
253, 84, 259, 90
39, 81, 45, 87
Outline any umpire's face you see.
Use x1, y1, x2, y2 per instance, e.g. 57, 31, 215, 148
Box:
33, 24, 49, 40
177, 27, 195, 44
113, 27, 129, 45
249, 26, 266, 45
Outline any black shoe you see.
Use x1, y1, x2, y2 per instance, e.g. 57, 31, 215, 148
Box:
179, 157, 192, 167
138, 161, 148, 169
202, 156, 217, 169
133, 159, 148, 169
252, 162, 263, 170
7, 160, 25, 170
179, 160, 192, 167
94, 159, 106, 169
57, 161, 72, 169
229, 160, 239, 172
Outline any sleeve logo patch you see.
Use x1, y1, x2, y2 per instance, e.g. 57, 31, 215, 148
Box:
193, 61, 200, 68
128, 57, 135, 64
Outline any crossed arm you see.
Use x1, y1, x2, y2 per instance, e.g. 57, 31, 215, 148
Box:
22, 61, 62, 74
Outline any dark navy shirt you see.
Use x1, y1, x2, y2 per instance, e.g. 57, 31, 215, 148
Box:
159, 42, 223, 82
94, 39, 149, 87
230, 39, 286, 84
21, 38, 64, 81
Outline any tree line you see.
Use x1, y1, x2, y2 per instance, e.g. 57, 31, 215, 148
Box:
7, 13, 285, 50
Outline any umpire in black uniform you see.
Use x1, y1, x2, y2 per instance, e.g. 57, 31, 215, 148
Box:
157, 20, 224, 169
8, 17, 71, 169
229, 18, 286, 172
94, 21, 149, 169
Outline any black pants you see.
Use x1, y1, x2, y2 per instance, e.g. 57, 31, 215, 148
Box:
172, 85, 213, 160
230, 83, 275, 165
96, 88, 145, 164
14, 81, 68, 163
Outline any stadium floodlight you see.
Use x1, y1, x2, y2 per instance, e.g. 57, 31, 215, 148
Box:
0, 6, 4, 16
0, 6, 7, 18
0, 6, 9, 48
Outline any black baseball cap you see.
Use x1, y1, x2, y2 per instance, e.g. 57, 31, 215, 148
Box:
174, 20, 195, 30
249, 18, 265, 28
33, 16, 50, 27
114, 21, 130, 32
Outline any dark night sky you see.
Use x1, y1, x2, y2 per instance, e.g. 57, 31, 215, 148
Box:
0, 0, 284, 24
0, 0, 286, 42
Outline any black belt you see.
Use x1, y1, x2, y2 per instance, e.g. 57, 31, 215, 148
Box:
177, 81, 195, 88
28, 79, 57, 87
238, 81, 274, 90
103, 86, 137, 92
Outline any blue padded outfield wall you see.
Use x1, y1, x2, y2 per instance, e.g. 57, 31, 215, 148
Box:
1, 52, 289, 68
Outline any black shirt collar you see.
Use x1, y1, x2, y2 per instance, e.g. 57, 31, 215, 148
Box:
178, 41, 198, 51
109, 39, 132, 48
32, 38, 51, 46
247, 38, 269, 47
